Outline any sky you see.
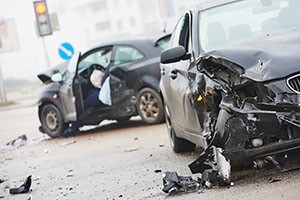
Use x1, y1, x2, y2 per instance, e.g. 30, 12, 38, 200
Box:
0, 0, 205, 82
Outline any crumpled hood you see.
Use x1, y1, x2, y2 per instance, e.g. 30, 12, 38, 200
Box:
202, 29, 300, 82
37, 61, 68, 84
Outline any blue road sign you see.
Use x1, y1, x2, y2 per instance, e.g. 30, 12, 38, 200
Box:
58, 42, 74, 60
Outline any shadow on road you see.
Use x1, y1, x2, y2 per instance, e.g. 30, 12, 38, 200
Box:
75, 119, 163, 137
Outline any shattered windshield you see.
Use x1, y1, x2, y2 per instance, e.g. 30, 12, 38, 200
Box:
199, 0, 300, 51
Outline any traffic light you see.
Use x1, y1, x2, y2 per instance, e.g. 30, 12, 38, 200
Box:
33, 0, 52, 36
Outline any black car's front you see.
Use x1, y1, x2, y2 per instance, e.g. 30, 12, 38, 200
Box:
189, 0, 300, 183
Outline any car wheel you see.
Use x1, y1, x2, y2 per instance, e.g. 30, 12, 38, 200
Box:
40, 104, 67, 138
136, 88, 164, 124
165, 104, 195, 153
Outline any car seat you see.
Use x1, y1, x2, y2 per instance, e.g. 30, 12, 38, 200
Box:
206, 21, 227, 50
228, 24, 253, 42
278, 7, 300, 29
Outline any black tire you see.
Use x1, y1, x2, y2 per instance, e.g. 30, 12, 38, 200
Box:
40, 104, 67, 138
165, 104, 195, 153
136, 88, 164, 124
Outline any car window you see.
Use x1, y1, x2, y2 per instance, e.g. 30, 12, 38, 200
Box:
170, 15, 184, 48
78, 47, 113, 73
63, 52, 80, 83
199, 0, 300, 52
170, 14, 190, 51
156, 35, 171, 50
111, 45, 144, 66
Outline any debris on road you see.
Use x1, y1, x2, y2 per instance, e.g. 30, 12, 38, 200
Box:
162, 148, 233, 196
0, 179, 5, 184
124, 147, 140, 152
267, 178, 281, 184
9, 175, 32, 195
60, 140, 76, 146
6, 134, 28, 148
162, 171, 202, 195
189, 146, 231, 186
44, 149, 51, 154
154, 169, 162, 173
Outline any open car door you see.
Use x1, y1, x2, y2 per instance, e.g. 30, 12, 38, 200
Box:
109, 45, 139, 107
58, 52, 84, 122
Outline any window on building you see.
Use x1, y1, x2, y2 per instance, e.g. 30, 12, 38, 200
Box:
95, 20, 111, 32
130, 17, 136, 27
90, 0, 107, 13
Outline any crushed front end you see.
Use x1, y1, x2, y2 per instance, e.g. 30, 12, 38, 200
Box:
189, 55, 300, 183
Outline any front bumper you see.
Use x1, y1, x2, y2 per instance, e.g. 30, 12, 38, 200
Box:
221, 101, 300, 167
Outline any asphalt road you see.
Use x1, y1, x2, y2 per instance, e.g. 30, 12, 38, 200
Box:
1, 105, 300, 200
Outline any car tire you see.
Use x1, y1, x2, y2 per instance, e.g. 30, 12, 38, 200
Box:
165, 104, 195, 153
136, 88, 164, 124
40, 104, 67, 138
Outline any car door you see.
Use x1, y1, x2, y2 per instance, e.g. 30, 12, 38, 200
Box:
161, 13, 202, 137
58, 52, 82, 122
109, 45, 144, 106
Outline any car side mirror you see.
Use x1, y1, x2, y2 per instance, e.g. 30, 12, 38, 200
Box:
160, 46, 190, 64
51, 72, 63, 82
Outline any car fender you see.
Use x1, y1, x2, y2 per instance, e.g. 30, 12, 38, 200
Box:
138, 74, 160, 92
38, 91, 67, 123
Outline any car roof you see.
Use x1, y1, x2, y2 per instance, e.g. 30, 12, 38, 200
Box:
83, 39, 152, 54
84, 33, 171, 54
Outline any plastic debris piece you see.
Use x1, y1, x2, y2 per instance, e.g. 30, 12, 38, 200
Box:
9, 175, 32, 195
60, 140, 76, 146
162, 172, 201, 195
6, 135, 28, 148
267, 177, 281, 183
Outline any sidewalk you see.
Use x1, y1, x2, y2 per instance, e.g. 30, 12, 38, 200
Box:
0, 85, 40, 111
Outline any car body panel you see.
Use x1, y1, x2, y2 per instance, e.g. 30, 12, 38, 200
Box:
202, 29, 300, 82
38, 34, 170, 135
160, 0, 300, 184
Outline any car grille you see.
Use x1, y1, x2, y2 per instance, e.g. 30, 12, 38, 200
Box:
287, 74, 300, 94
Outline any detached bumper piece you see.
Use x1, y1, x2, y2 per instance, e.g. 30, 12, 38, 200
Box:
162, 147, 231, 195
189, 146, 231, 186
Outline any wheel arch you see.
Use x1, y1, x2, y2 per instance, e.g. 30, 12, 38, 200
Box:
38, 97, 66, 123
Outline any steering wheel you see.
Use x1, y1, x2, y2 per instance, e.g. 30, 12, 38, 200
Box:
91, 64, 105, 72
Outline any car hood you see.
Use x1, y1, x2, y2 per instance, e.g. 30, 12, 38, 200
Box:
201, 29, 300, 82
37, 61, 68, 84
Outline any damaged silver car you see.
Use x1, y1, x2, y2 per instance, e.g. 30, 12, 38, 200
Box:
160, 0, 300, 185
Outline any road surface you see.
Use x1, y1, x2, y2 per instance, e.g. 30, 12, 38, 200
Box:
1, 104, 300, 200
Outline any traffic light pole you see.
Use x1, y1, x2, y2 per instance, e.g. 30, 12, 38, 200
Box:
42, 37, 50, 68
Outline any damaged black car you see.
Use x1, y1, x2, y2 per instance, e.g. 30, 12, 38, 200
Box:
160, 0, 300, 184
38, 35, 170, 138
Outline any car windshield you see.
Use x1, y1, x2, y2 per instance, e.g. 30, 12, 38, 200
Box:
199, 0, 300, 52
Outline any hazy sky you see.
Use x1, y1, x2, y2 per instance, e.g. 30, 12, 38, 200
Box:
0, 0, 66, 81
0, 0, 163, 81
0, 0, 204, 82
